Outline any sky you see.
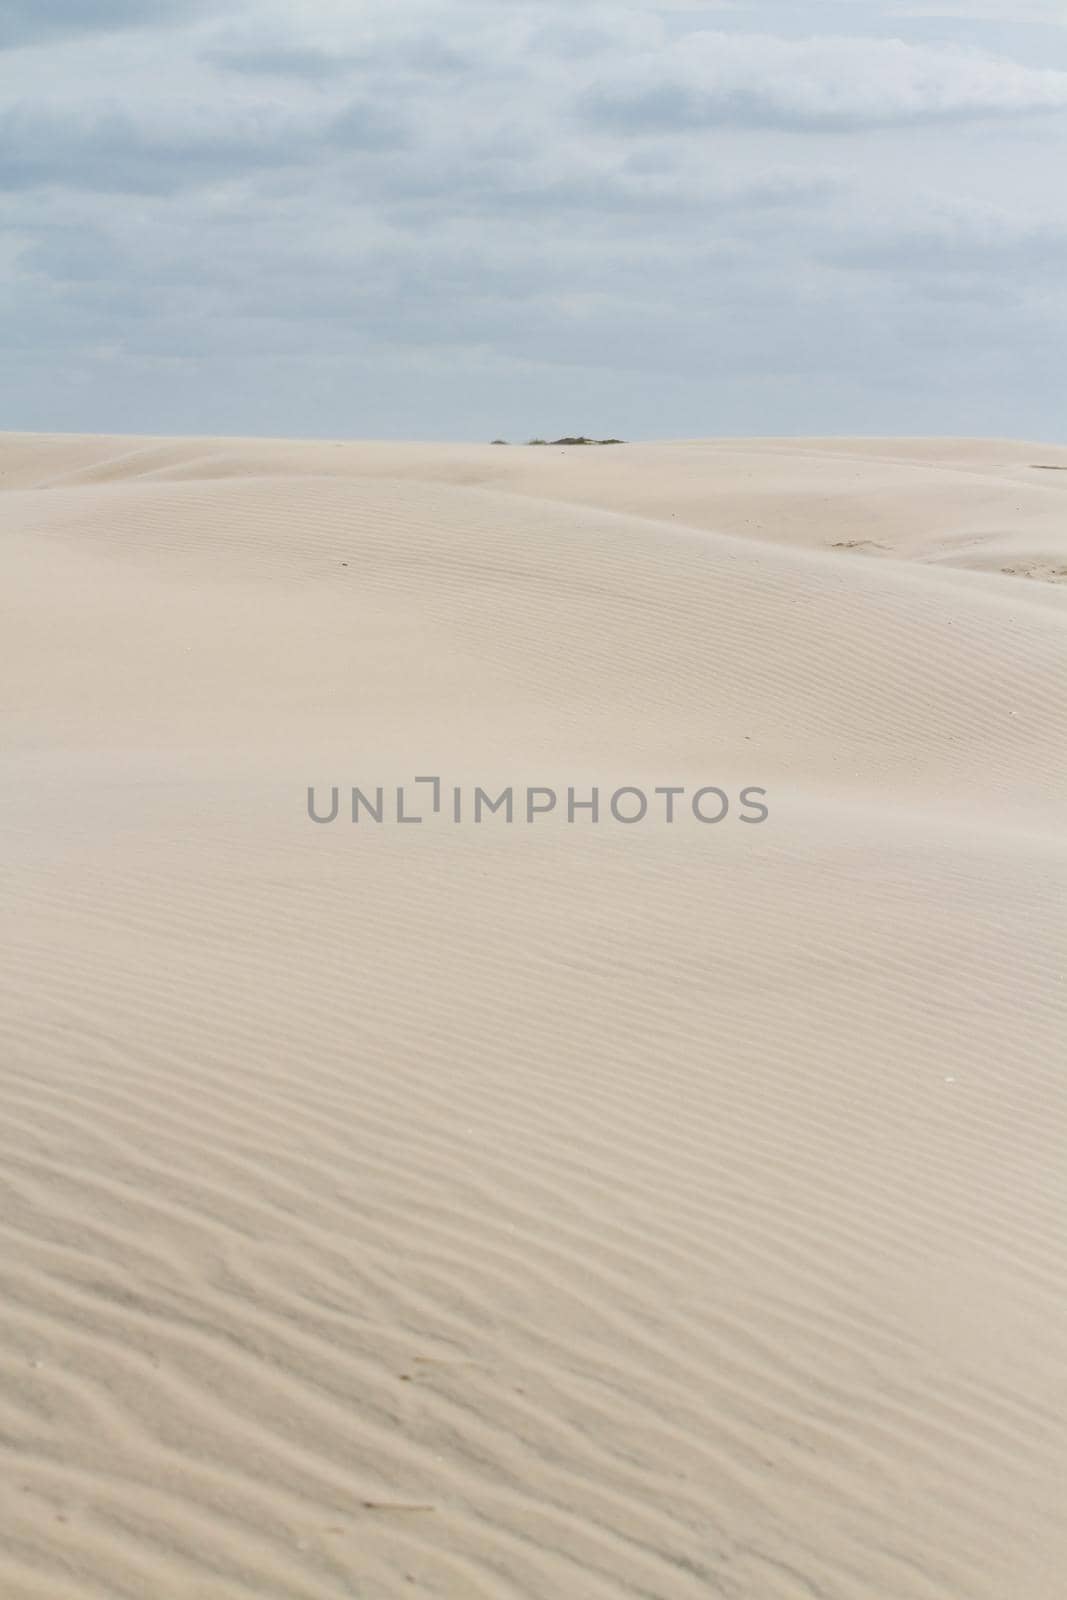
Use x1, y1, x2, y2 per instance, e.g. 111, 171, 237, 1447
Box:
2, 0, 1066, 441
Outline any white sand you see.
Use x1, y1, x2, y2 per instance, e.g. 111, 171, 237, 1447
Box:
2, 433, 1066, 1599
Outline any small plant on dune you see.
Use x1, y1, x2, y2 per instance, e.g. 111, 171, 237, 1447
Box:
524, 435, 626, 446
490, 438, 510, 445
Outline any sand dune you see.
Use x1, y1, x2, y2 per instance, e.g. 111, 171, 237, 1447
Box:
2, 433, 1066, 1599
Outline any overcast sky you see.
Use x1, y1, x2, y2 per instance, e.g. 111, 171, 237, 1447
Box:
2, 0, 1066, 440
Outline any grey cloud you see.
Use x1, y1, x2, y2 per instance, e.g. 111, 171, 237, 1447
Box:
2, 1, 1066, 441
383, 167, 836, 229
827, 225, 1067, 281
329, 100, 410, 151
203, 44, 353, 80
397, 36, 473, 76
525, 23, 619, 60
14, 224, 125, 283
0, 110, 301, 195
0, 100, 408, 195
204, 31, 472, 83
586, 81, 1067, 133
0, 0, 205, 49
887, 2, 1067, 17
580, 33, 1067, 134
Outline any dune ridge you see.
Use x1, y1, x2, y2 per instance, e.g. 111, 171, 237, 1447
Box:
2, 434, 1066, 1599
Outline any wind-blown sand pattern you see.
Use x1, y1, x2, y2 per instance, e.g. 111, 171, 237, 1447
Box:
2, 434, 1066, 1599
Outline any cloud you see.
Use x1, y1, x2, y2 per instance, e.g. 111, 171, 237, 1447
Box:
0, 110, 298, 195
329, 99, 410, 151
583, 32, 1067, 132
0, 98, 408, 195
827, 220, 1067, 284
0, 0, 206, 50
203, 27, 474, 83
2, 1, 1067, 440
203, 44, 352, 79
886, 2, 1067, 18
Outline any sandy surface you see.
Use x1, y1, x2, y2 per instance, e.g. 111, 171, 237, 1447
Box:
2, 433, 1066, 1599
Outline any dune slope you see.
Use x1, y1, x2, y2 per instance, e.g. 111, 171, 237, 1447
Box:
1, 434, 1066, 1600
